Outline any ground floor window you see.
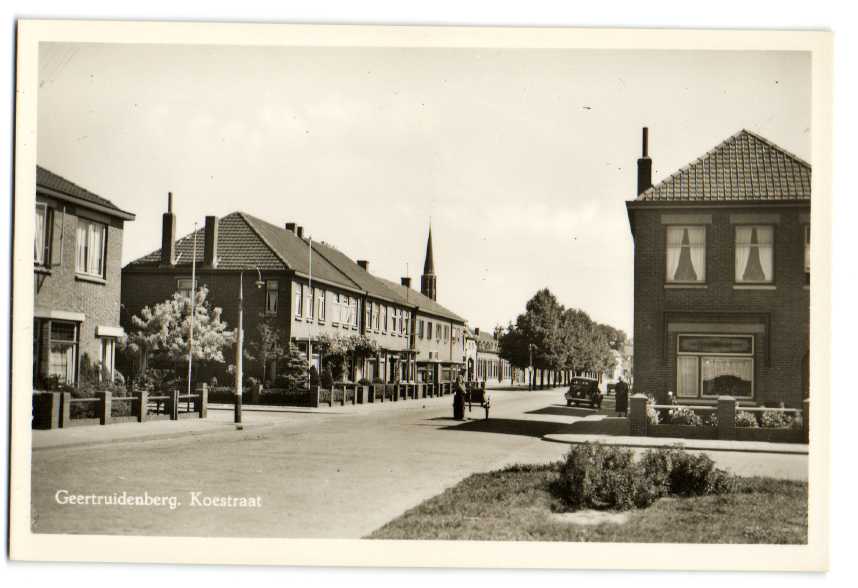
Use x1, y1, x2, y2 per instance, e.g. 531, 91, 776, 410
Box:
99, 337, 116, 381
48, 321, 79, 384
676, 334, 754, 399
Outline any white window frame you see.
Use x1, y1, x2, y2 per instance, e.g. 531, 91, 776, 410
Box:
734, 224, 775, 284
75, 217, 107, 278
35, 203, 50, 265
177, 278, 195, 300
99, 337, 116, 382
317, 289, 326, 322
294, 282, 303, 318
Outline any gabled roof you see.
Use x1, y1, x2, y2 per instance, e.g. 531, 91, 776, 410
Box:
374, 276, 466, 324
36, 166, 135, 220
636, 130, 811, 203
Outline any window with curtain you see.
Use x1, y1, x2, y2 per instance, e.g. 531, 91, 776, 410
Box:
75, 218, 107, 277
666, 226, 706, 283
318, 289, 326, 321
35, 203, 51, 265
735, 225, 774, 283
99, 337, 116, 381
48, 321, 78, 384
804, 225, 811, 274
265, 280, 279, 315
177, 278, 194, 300
352, 299, 359, 328
676, 334, 754, 398
294, 282, 303, 317
305, 285, 314, 319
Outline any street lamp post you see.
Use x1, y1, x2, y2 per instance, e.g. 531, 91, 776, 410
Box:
528, 343, 535, 391
234, 266, 265, 429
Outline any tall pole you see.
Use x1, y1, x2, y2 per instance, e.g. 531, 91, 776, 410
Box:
187, 222, 197, 399
234, 271, 243, 425
307, 235, 312, 389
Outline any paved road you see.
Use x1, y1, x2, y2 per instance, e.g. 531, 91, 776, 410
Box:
30, 389, 807, 538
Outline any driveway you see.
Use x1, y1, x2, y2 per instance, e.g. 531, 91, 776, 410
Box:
30, 388, 808, 538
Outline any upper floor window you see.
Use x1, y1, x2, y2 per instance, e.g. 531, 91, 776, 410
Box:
351, 298, 359, 328
294, 282, 303, 317
366, 301, 373, 330
35, 203, 51, 266
735, 225, 774, 284
418, 320, 424, 339
76, 218, 107, 277
305, 285, 314, 319
265, 280, 279, 315
666, 226, 705, 283
317, 289, 326, 321
427, 322, 433, 340
804, 225, 811, 275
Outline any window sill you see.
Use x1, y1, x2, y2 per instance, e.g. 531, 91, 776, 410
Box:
664, 284, 707, 289
34, 266, 51, 275
733, 285, 776, 290
75, 273, 106, 285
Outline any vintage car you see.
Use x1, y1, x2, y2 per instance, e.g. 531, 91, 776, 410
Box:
564, 376, 603, 409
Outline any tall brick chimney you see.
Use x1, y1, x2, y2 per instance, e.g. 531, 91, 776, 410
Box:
160, 192, 176, 266
357, 260, 369, 272
400, 277, 411, 288
637, 127, 653, 196
204, 215, 219, 268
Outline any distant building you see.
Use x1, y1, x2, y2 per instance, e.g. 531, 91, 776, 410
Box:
122, 205, 466, 385
469, 327, 522, 388
33, 166, 135, 386
626, 128, 810, 407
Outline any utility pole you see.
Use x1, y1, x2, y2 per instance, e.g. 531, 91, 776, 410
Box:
234, 271, 243, 427
187, 222, 197, 402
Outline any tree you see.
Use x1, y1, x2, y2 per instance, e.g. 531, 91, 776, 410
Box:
244, 315, 287, 384
278, 342, 309, 391
126, 285, 230, 377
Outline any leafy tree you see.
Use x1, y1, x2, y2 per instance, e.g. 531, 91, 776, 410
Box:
244, 315, 287, 384
126, 285, 230, 377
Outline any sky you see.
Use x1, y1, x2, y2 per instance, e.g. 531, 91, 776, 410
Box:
37, 44, 810, 336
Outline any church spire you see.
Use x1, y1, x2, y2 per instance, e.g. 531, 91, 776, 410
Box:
420, 224, 437, 300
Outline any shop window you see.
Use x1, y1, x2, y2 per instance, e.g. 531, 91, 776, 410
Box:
676, 334, 754, 399
666, 226, 706, 283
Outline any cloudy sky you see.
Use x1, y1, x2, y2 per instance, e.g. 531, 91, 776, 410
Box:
37, 44, 810, 335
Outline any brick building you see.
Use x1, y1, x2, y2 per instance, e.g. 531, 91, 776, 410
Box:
626, 128, 810, 408
122, 202, 466, 385
33, 166, 135, 386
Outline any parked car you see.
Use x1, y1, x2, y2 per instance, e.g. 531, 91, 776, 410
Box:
565, 377, 603, 409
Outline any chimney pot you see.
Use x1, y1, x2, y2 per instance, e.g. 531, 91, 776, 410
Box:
297, 226, 304, 238
400, 276, 411, 288
204, 216, 219, 268
357, 260, 369, 271
285, 222, 296, 234
474, 327, 480, 336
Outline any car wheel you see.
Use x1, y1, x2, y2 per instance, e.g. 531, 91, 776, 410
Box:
566, 400, 572, 407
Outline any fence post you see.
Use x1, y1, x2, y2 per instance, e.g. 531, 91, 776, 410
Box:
169, 389, 179, 420
803, 398, 810, 444
197, 383, 208, 419
629, 394, 648, 436
717, 396, 737, 440
60, 392, 71, 428
97, 390, 112, 425
32, 392, 61, 430
311, 385, 320, 408
136, 390, 149, 423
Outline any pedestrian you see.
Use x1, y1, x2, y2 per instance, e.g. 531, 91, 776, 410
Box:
453, 375, 466, 420
483, 392, 492, 420
615, 377, 629, 416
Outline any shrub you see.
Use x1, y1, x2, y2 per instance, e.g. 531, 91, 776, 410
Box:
667, 451, 735, 496
669, 407, 703, 426
760, 410, 796, 429
735, 410, 759, 428
320, 368, 334, 389
554, 443, 736, 512
703, 412, 719, 427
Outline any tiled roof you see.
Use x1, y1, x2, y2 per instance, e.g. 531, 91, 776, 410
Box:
125, 211, 468, 324
126, 213, 288, 271
637, 130, 811, 202
374, 276, 466, 324
36, 166, 135, 219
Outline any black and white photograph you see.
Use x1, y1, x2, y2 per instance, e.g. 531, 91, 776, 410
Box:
8, 19, 833, 571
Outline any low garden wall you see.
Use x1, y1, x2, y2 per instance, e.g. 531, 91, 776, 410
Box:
32, 384, 208, 430
629, 394, 808, 444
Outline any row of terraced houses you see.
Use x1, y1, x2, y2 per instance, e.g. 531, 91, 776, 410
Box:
32, 126, 810, 408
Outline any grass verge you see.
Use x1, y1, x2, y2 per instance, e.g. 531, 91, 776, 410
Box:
367, 464, 807, 543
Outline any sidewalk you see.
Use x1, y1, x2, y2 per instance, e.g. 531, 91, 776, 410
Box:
543, 433, 808, 455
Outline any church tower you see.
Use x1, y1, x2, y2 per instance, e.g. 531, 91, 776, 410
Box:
420, 226, 437, 301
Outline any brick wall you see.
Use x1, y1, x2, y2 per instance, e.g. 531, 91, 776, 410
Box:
34, 196, 126, 365
629, 204, 810, 408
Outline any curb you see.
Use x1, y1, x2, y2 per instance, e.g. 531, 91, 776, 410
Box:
542, 434, 809, 455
